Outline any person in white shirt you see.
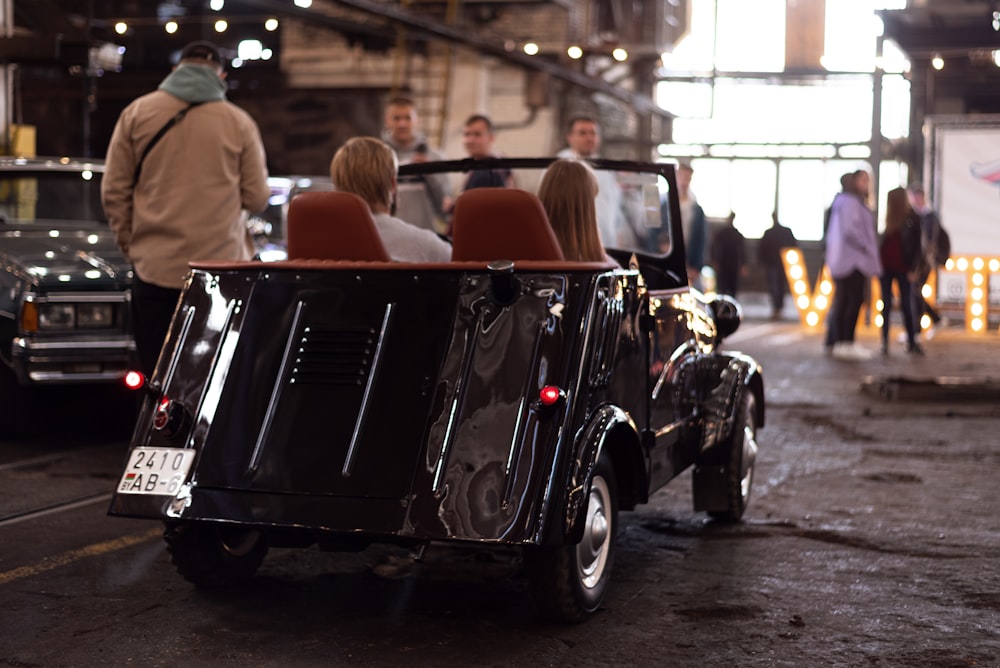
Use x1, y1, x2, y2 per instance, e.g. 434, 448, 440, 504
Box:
556, 115, 641, 249
329, 137, 452, 263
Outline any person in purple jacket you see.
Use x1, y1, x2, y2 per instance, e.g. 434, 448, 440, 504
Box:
823, 169, 883, 360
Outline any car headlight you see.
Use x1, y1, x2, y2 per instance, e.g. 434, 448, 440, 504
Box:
37, 303, 76, 329
77, 303, 114, 328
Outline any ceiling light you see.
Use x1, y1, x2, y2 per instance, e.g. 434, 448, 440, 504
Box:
567, 45, 583, 60
214, 19, 228, 33
993, 50, 1000, 67
264, 18, 279, 31
164, 21, 178, 34
523, 42, 539, 56
931, 54, 944, 70
114, 21, 128, 35
612, 48, 628, 62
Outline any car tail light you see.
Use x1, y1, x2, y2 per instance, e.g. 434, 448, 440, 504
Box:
123, 370, 145, 390
539, 385, 565, 407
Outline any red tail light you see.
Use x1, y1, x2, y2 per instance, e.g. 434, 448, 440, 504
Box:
539, 385, 564, 406
123, 370, 145, 390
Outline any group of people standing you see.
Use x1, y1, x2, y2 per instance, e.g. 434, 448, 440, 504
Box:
104, 41, 946, 381
101, 41, 624, 377
823, 169, 948, 361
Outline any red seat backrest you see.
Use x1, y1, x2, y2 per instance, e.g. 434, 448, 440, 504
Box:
450, 187, 565, 262
286, 191, 391, 262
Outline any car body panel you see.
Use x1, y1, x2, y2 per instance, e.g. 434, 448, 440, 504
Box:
108, 158, 765, 569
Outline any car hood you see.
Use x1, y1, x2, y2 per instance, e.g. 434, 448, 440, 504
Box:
0, 226, 132, 288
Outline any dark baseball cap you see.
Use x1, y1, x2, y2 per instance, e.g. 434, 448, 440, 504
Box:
179, 41, 223, 66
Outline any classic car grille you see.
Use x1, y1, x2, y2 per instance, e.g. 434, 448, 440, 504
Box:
290, 328, 375, 385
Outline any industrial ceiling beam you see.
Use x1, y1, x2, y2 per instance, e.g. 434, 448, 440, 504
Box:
238, 0, 671, 119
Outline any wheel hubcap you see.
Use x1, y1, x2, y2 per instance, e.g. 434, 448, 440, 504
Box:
577, 475, 611, 589
218, 527, 262, 557
740, 409, 758, 502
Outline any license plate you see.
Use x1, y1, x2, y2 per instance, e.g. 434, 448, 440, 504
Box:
117, 447, 195, 496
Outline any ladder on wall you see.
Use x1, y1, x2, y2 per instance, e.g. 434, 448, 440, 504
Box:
391, 0, 460, 149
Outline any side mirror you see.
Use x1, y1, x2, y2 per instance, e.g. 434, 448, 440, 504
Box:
710, 294, 742, 341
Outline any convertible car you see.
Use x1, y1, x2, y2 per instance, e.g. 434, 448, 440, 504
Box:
108, 158, 764, 622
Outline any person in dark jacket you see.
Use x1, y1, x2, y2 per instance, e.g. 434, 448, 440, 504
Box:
710, 211, 746, 297
906, 182, 948, 339
459, 114, 512, 190
879, 187, 924, 355
758, 212, 798, 319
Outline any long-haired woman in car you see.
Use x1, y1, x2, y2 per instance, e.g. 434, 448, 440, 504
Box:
538, 158, 613, 263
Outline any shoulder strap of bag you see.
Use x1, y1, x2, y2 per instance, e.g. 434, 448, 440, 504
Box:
132, 102, 203, 184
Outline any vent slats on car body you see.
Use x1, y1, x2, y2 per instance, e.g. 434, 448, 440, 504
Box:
291, 328, 374, 385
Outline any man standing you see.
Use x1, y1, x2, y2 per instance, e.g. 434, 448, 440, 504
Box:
824, 169, 882, 360
906, 182, 948, 338
674, 162, 707, 285
710, 211, 746, 297
758, 212, 797, 319
557, 115, 642, 249
381, 96, 451, 234
459, 114, 511, 190
102, 41, 270, 376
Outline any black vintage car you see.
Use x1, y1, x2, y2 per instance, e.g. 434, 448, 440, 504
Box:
0, 157, 134, 425
108, 158, 764, 622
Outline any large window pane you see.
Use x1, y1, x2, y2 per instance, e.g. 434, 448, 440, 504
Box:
668, 81, 877, 146
715, 0, 785, 72
689, 158, 732, 220
730, 160, 778, 238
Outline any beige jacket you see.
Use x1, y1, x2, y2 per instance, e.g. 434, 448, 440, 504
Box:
102, 84, 269, 289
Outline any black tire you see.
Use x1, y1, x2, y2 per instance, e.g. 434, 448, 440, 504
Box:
708, 392, 758, 522
0, 364, 40, 436
163, 522, 268, 587
525, 452, 618, 623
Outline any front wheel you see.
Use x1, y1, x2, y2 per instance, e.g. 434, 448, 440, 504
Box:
525, 453, 618, 623
164, 522, 268, 587
707, 392, 758, 522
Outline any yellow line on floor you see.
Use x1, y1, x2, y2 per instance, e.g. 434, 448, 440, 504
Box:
0, 526, 162, 586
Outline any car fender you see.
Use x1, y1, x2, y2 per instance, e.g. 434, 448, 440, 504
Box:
548, 403, 643, 546
697, 352, 765, 464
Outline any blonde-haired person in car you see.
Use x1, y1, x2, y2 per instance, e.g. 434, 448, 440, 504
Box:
329, 137, 451, 263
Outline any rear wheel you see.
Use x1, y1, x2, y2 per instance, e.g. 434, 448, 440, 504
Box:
525, 453, 618, 623
708, 392, 758, 522
164, 522, 268, 587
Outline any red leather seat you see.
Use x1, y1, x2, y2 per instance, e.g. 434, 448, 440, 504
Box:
286, 191, 391, 262
450, 188, 565, 262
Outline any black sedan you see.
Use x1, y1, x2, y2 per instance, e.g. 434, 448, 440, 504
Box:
0, 157, 134, 425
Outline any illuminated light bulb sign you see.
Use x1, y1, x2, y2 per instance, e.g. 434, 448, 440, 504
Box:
780, 250, 1000, 334
780, 248, 833, 328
